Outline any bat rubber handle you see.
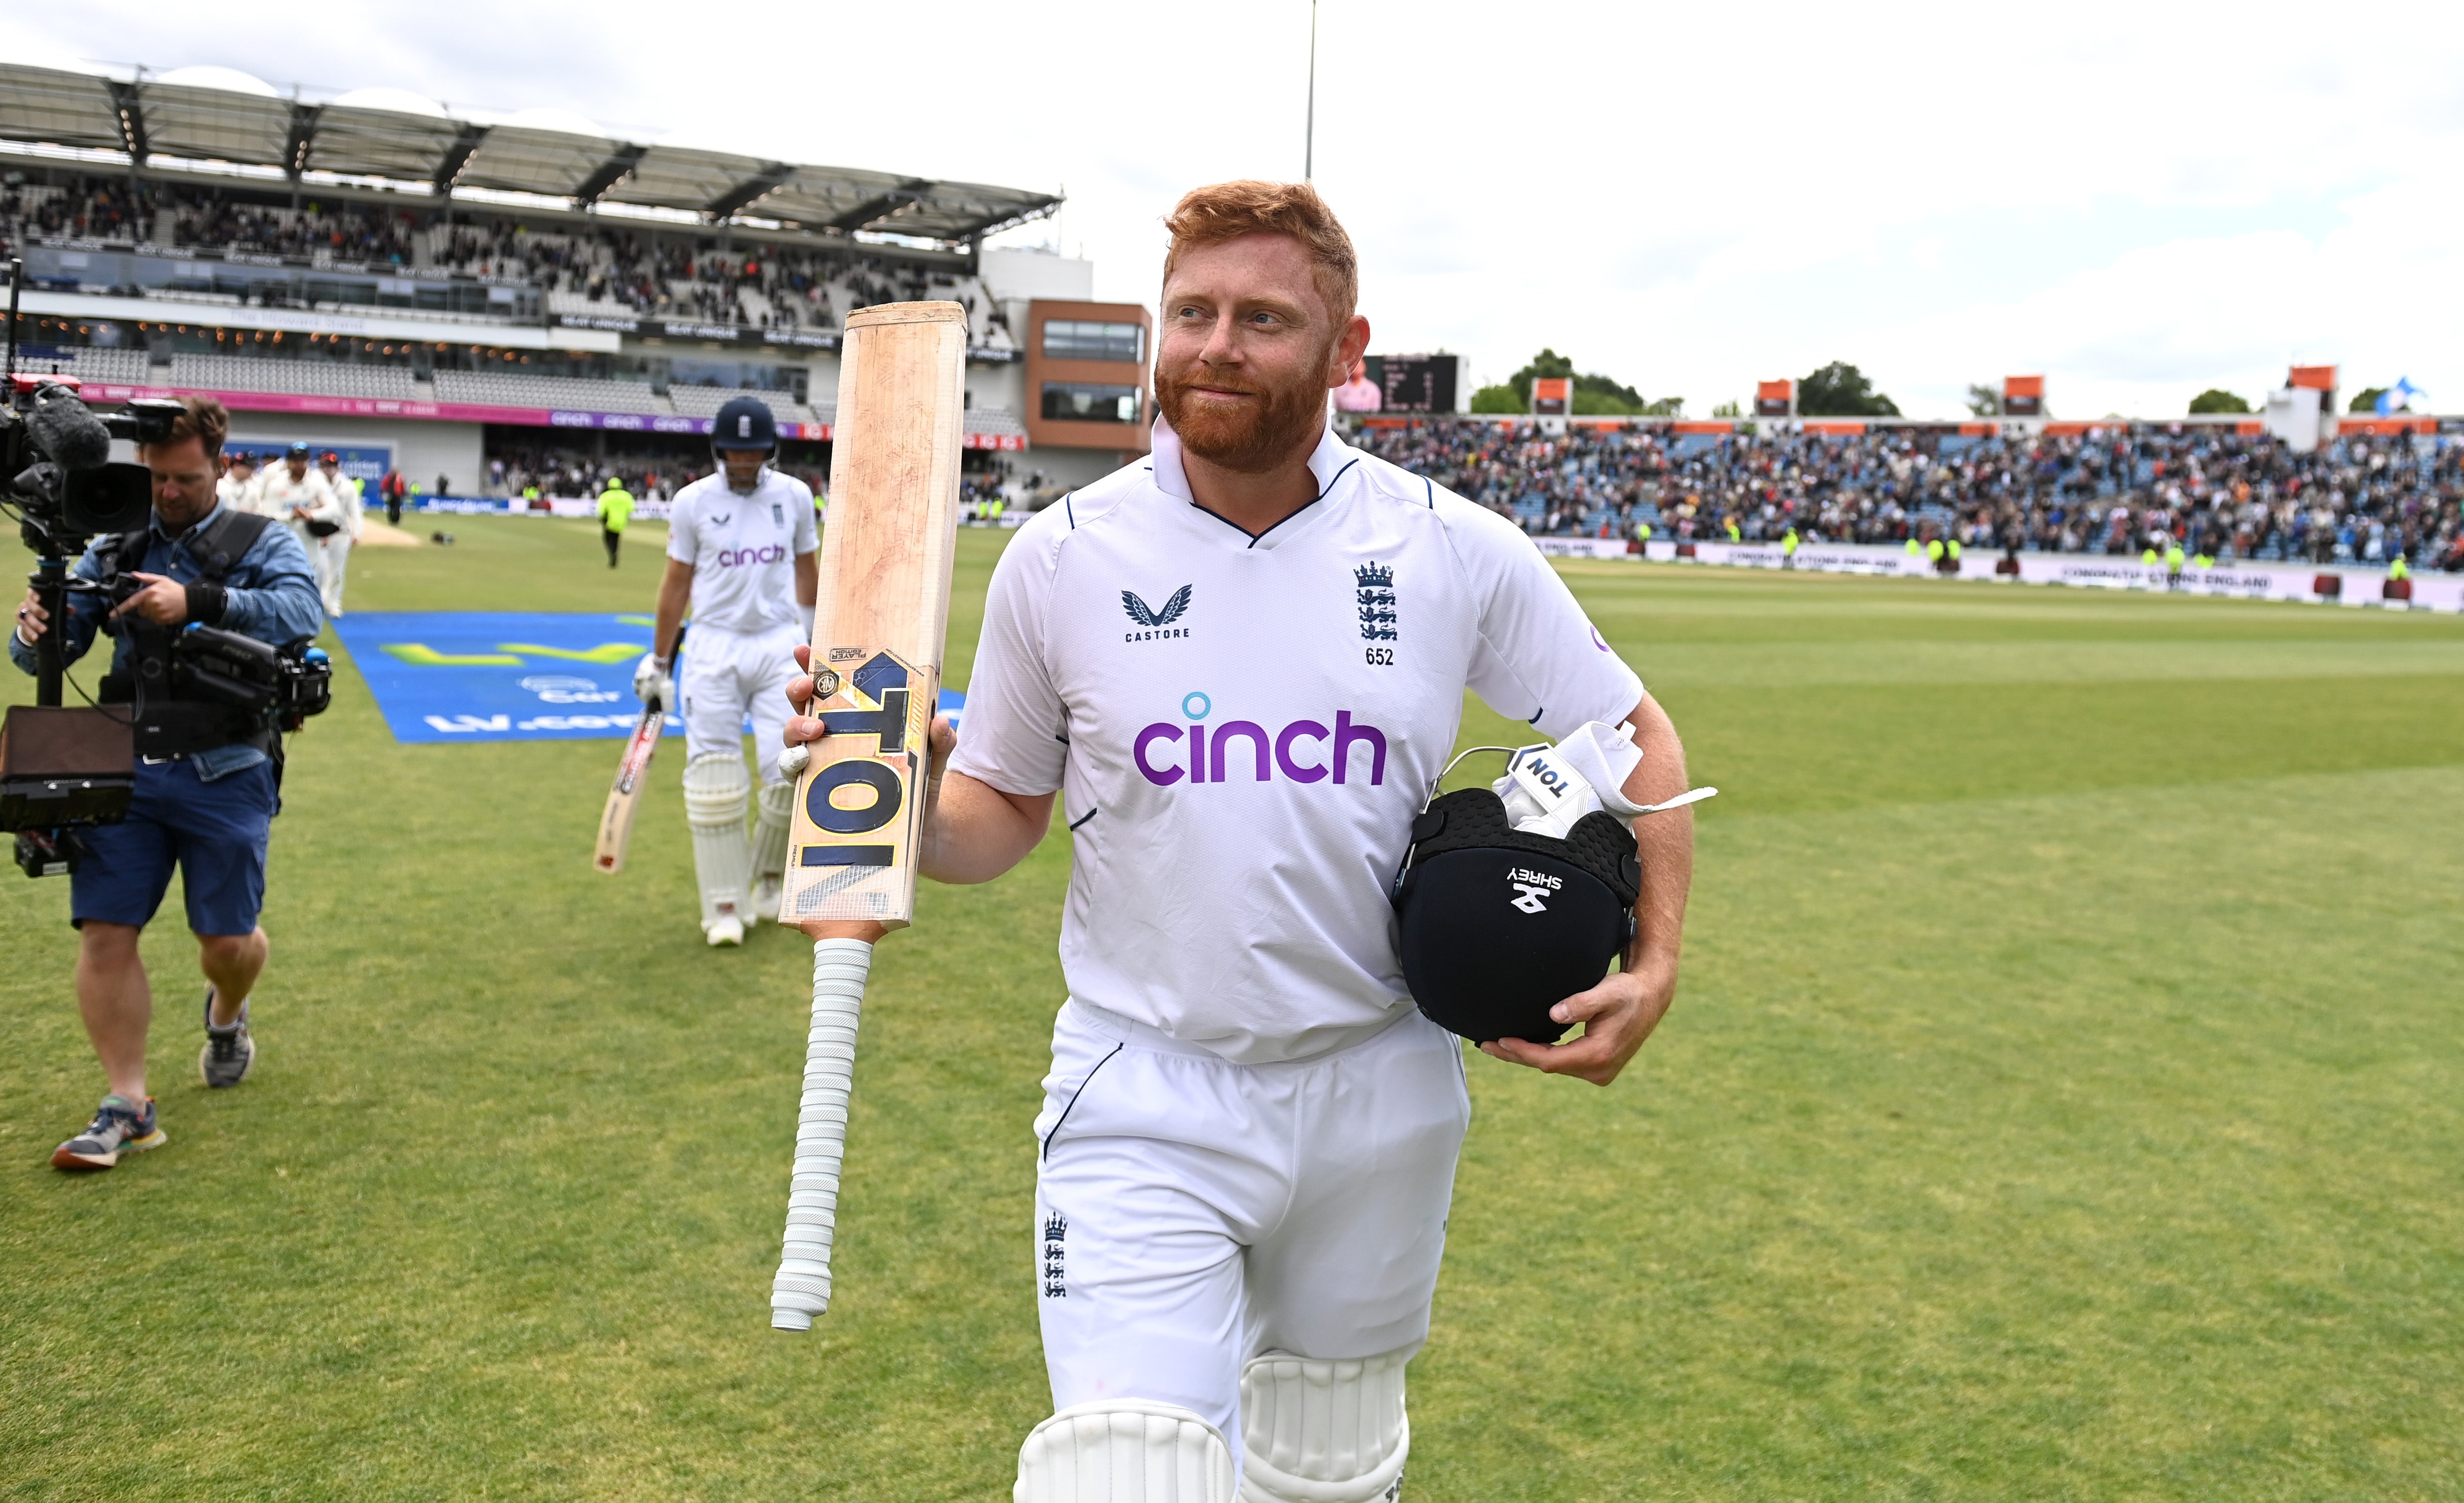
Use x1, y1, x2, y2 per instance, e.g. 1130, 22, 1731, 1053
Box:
771, 937, 873, 1330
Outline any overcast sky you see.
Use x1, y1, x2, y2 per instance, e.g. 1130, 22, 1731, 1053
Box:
9, 1, 2464, 419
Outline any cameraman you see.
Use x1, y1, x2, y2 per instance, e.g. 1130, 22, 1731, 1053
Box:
9, 397, 324, 1172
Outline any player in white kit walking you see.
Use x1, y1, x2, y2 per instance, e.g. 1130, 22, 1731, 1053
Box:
314, 450, 363, 617
784, 182, 1697, 1500
637, 396, 819, 945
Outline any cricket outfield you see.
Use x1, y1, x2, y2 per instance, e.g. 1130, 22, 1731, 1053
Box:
4, 518, 2461, 1500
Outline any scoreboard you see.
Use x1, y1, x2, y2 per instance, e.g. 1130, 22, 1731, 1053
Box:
1364, 353, 1463, 413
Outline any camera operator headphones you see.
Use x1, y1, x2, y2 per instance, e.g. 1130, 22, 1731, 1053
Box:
1390, 746, 1714, 1046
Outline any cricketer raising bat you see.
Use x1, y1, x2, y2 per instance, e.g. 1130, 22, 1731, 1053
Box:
770, 302, 967, 1332
592, 653, 675, 874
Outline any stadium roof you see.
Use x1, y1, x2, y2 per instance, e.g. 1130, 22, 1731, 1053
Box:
0, 56, 1061, 246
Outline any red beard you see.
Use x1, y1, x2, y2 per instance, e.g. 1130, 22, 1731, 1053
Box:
1155, 350, 1330, 475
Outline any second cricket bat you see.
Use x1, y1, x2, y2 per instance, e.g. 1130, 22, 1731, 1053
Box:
591, 687, 667, 874
770, 301, 967, 1331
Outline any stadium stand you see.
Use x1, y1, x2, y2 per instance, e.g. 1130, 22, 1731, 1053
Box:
169, 353, 420, 400
1348, 419, 2464, 569
0, 62, 1119, 502
21, 345, 157, 384
430, 371, 665, 413
965, 407, 1030, 446
2, 174, 1022, 348
666, 385, 811, 421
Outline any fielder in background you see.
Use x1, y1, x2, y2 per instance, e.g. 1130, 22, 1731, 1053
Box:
637, 396, 818, 945
254, 441, 343, 558
597, 475, 636, 569
216, 449, 259, 511
314, 451, 363, 617
781, 181, 1697, 1502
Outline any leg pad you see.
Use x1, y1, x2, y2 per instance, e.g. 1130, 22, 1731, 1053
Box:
751, 778, 796, 885
682, 752, 752, 931
1237, 1347, 1412, 1503
1017, 1400, 1236, 1503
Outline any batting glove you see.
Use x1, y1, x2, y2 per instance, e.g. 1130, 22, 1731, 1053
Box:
632, 652, 674, 709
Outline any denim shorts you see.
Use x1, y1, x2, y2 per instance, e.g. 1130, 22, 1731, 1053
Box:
71, 756, 278, 936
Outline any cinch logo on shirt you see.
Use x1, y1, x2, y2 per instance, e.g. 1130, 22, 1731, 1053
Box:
715, 544, 788, 567
1133, 704, 1389, 787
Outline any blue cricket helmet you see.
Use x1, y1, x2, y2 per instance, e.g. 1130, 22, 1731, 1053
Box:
711, 396, 779, 452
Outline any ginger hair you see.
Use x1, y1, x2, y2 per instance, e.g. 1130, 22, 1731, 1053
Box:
1161, 180, 1358, 327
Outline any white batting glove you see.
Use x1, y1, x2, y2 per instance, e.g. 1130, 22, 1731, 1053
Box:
777, 743, 811, 780
632, 652, 674, 709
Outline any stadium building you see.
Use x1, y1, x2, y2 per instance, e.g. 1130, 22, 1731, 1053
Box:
0, 55, 1155, 507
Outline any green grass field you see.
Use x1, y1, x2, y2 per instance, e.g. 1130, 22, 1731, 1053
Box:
5, 517, 2462, 1501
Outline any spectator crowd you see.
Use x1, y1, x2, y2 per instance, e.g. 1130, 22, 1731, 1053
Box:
1348, 419, 2464, 570
2, 173, 1014, 345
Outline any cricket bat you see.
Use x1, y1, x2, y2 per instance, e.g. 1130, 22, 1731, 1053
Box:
770, 302, 967, 1331
592, 674, 671, 874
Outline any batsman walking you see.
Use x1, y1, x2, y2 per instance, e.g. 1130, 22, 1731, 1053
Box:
782, 182, 1696, 1502
638, 396, 819, 945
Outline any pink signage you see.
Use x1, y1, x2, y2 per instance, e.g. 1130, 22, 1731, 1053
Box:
74, 381, 1024, 447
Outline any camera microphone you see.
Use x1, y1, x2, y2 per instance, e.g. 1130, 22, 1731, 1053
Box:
28, 384, 112, 471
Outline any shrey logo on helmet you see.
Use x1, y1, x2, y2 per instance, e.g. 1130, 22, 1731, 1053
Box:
1506, 865, 1562, 913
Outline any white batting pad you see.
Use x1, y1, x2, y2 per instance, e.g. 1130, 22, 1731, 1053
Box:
1016, 1401, 1236, 1503
750, 778, 796, 888
682, 752, 752, 931
771, 938, 872, 1329
1237, 1347, 1412, 1503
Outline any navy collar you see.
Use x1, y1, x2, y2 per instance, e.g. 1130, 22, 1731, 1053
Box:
1153, 413, 1360, 547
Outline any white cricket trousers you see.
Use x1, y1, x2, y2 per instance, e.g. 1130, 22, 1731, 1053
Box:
317, 533, 352, 615
1032, 1000, 1471, 1476
680, 621, 800, 782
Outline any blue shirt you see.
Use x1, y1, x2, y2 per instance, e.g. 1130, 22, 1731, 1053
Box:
11, 501, 325, 780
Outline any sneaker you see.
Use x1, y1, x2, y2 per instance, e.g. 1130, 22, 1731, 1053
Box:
750, 877, 781, 925
200, 989, 256, 1089
52, 1094, 167, 1171
706, 914, 746, 947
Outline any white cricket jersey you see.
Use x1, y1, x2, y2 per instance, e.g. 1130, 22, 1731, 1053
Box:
666, 468, 819, 636
951, 418, 1644, 1064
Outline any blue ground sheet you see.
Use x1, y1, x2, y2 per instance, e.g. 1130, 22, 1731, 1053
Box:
329, 613, 962, 744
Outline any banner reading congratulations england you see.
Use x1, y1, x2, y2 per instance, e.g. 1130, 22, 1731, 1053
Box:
1551, 539, 2464, 611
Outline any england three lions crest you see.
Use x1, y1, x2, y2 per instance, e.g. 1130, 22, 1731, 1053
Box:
1355, 562, 1397, 643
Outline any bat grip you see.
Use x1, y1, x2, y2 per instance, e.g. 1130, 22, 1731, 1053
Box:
771, 937, 873, 1331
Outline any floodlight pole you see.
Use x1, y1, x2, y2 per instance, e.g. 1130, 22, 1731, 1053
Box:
1305, 0, 1317, 181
